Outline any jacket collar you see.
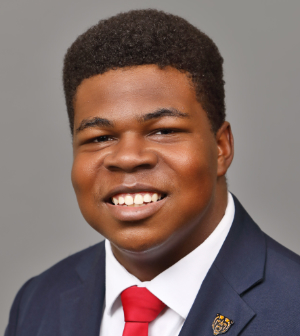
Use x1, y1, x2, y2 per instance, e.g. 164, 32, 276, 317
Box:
179, 195, 266, 336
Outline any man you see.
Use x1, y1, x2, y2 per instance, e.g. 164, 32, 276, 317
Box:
5, 9, 300, 336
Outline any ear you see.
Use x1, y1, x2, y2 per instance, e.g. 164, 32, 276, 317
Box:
216, 121, 234, 177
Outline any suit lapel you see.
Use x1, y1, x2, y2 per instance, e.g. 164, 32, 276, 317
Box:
179, 195, 266, 336
59, 242, 106, 336
179, 264, 255, 336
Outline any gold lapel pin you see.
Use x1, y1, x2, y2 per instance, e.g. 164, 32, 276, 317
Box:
212, 313, 234, 335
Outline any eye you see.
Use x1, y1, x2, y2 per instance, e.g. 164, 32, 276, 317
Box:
92, 135, 114, 143
154, 128, 177, 135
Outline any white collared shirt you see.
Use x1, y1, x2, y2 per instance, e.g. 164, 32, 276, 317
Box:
99, 192, 235, 336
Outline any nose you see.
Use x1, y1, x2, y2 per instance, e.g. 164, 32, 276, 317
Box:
103, 134, 158, 172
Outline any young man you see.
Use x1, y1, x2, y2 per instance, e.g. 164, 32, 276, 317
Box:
5, 9, 300, 336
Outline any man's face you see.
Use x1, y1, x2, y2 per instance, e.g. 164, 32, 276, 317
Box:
72, 65, 230, 258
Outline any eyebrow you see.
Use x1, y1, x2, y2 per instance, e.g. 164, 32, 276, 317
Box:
140, 108, 190, 122
75, 108, 189, 134
75, 117, 114, 134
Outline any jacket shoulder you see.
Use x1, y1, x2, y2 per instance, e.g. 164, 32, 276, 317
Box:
263, 233, 300, 286
5, 241, 105, 335
240, 234, 300, 334
25, 240, 105, 291
265, 234, 300, 266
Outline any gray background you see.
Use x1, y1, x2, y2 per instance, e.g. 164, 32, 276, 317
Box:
1, 0, 299, 332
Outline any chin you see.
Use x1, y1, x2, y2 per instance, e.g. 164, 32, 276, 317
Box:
112, 234, 169, 256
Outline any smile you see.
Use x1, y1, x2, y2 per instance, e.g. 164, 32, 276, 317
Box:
111, 192, 163, 207
105, 190, 167, 221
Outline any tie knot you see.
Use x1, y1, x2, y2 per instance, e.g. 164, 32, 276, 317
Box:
121, 286, 166, 323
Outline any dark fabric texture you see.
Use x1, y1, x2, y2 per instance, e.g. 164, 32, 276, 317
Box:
5, 196, 300, 335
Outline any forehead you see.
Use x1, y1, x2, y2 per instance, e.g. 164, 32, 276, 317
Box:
73, 65, 198, 120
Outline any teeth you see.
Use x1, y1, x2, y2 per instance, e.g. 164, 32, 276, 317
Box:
143, 194, 152, 203
151, 193, 158, 202
112, 193, 162, 206
112, 197, 119, 205
134, 194, 143, 205
124, 195, 134, 205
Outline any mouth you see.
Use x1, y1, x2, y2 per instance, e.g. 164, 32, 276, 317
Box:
104, 185, 168, 221
109, 192, 166, 207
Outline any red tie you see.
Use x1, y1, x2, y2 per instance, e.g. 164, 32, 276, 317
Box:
121, 286, 166, 336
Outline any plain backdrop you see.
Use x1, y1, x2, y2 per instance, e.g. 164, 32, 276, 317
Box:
1, 0, 299, 332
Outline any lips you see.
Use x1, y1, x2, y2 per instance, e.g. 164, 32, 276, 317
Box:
104, 184, 167, 221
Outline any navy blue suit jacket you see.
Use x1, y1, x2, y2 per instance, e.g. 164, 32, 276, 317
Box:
5, 196, 300, 335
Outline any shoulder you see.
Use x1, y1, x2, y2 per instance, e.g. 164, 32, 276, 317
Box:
266, 234, 300, 265
240, 233, 300, 334
24, 240, 105, 295
264, 233, 300, 284
5, 241, 105, 335
232, 195, 300, 281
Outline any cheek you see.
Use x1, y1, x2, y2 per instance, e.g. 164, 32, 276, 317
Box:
166, 142, 218, 210
179, 162, 216, 211
71, 153, 101, 197
166, 142, 218, 187
71, 154, 107, 231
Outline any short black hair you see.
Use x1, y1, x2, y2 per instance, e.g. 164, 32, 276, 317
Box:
63, 9, 225, 135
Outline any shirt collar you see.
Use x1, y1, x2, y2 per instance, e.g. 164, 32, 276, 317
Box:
105, 192, 235, 319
